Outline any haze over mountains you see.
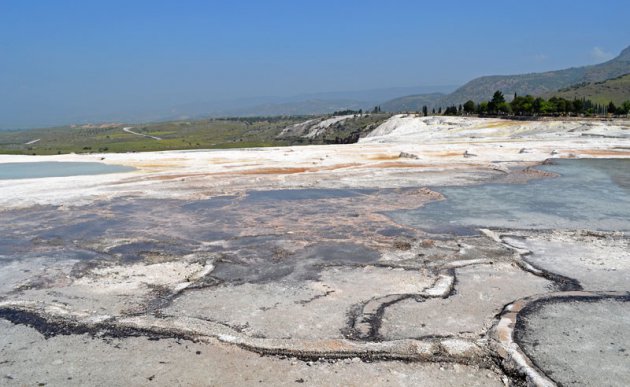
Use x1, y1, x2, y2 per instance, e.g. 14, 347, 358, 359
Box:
153, 44, 630, 120
3, 46, 629, 130
0, 85, 456, 130
185, 84, 458, 118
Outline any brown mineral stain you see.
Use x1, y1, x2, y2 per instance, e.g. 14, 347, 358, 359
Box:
318, 163, 361, 171
436, 151, 465, 157
233, 163, 360, 175
223, 163, 263, 169
366, 154, 401, 161
497, 326, 512, 342
142, 163, 364, 179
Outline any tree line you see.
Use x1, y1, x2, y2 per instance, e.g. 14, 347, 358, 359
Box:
424, 90, 630, 117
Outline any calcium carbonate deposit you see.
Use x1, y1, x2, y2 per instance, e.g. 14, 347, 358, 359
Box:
1, 116, 630, 386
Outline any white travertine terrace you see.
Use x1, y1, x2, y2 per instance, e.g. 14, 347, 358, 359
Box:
1, 117, 629, 209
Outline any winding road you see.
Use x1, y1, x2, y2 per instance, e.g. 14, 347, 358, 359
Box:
123, 127, 162, 140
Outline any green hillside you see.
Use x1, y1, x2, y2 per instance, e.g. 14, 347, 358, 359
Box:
436, 45, 630, 106
545, 73, 630, 105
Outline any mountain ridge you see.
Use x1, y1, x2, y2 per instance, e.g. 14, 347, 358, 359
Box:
433, 45, 630, 107
380, 93, 445, 112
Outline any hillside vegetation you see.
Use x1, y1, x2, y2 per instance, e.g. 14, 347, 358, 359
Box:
0, 114, 391, 155
544, 73, 630, 105
441, 90, 629, 117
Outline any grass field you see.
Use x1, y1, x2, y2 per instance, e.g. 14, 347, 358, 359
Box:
0, 114, 392, 155
0, 117, 305, 155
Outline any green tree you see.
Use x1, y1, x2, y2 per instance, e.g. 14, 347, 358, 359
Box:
488, 90, 506, 114
492, 90, 505, 104
549, 97, 567, 114
463, 100, 475, 114
510, 95, 535, 115
444, 105, 458, 115
497, 102, 511, 114
608, 101, 617, 115
422, 105, 428, 116
533, 97, 553, 114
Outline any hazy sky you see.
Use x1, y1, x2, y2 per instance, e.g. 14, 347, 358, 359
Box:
1, 0, 630, 128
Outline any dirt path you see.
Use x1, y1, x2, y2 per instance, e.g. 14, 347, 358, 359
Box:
123, 127, 162, 140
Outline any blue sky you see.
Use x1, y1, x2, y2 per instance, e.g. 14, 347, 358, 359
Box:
1, 0, 629, 128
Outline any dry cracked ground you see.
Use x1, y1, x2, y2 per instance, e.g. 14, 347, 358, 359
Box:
1, 116, 630, 386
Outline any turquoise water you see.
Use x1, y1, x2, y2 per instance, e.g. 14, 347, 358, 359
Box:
0, 162, 135, 180
389, 159, 630, 234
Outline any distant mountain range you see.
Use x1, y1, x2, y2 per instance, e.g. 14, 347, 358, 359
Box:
381, 45, 630, 112
197, 85, 458, 118
210, 98, 366, 117
379, 93, 445, 112
0, 85, 458, 130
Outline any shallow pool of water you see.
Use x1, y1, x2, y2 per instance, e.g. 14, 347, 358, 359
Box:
0, 162, 135, 180
389, 158, 630, 234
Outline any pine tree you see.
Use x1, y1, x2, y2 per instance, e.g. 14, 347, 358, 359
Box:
463, 100, 475, 114
608, 101, 617, 115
